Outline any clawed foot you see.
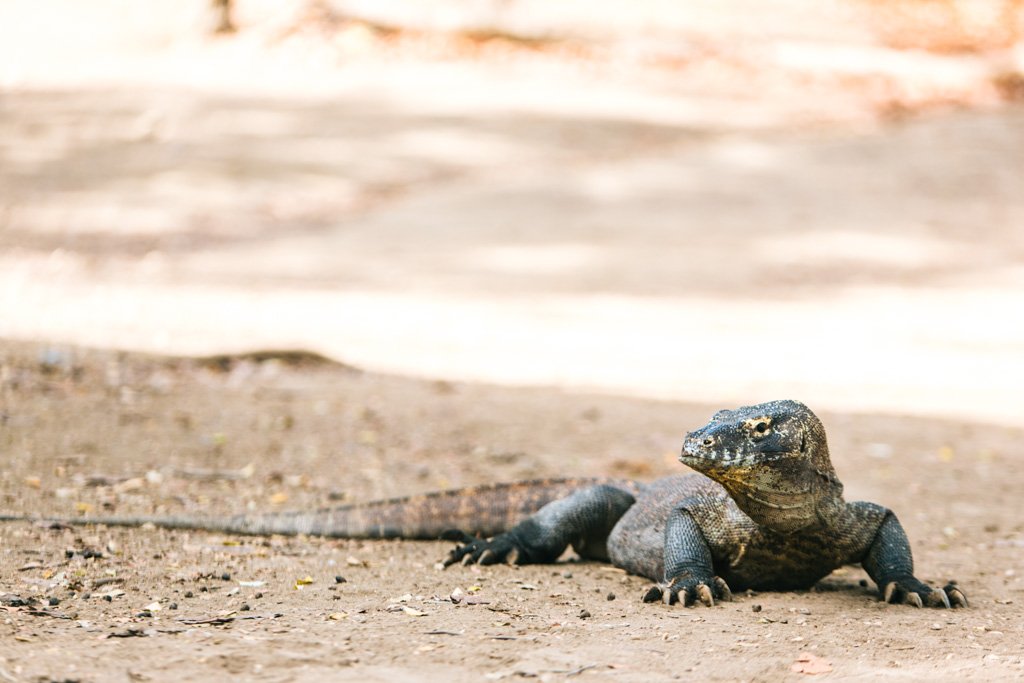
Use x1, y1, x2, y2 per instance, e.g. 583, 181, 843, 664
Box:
441, 529, 525, 567
642, 576, 732, 607
882, 578, 968, 608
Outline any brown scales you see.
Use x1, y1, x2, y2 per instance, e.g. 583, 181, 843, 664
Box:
2, 477, 632, 539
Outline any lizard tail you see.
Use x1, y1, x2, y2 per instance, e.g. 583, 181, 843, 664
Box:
3, 478, 632, 540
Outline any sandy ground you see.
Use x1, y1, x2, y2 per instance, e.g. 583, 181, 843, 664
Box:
2, 1, 1024, 681
1, 343, 1023, 682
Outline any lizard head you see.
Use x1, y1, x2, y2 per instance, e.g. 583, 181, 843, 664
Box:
680, 400, 843, 533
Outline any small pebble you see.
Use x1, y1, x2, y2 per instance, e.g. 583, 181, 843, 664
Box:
578, 609, 591, 619
221, 573, 231, 581
81, 593, 91, 600
240, 603, 251, 612
103, 595, 113, 603
335, 576, 347, 584
169, 603, 178, 610
48, 597, 61, 606
184, 591, 194, 598
606, 592, 616, 601
254, 592, 263, 599
561, 571, 573, 579
752, 604, 762, 613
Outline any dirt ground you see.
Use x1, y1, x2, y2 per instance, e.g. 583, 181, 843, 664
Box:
1, 342, 1022, 682
3, 2, 1024, 681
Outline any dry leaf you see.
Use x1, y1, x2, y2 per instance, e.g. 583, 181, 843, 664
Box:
791, 652, 833, 675
401, 606, 428, 617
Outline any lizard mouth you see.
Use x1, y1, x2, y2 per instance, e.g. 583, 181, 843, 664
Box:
680, 438, 792, 468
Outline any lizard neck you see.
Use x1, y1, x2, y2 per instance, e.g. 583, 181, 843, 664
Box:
719, 449, 846, 534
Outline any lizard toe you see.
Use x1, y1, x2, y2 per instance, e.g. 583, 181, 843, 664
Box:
882, 577, 964, 608
945, 584, 968, 608
443, 532, 524, 568
713, 576, 733, 602
642, 585, 664, 603
644, 576, 729, 608
640, 582, 686, 606
442, 544, 472, 567
924, 588, 951, 609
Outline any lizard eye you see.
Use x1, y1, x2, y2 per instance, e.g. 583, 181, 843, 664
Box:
742, 417, 772, 439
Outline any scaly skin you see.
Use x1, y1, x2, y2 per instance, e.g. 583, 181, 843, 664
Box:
1, 479, 623, 540
444, 400, 966, 609
2, 400, 965, 608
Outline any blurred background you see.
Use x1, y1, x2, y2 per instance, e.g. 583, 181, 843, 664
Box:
1, 0, 1022, 425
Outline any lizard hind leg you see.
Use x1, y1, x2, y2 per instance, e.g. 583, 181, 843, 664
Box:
442, 484, 636, 567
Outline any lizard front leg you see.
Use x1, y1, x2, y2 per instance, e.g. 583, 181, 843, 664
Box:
442, 485, 635, 567
861, 510, 967, 608
643, 506, 732, 607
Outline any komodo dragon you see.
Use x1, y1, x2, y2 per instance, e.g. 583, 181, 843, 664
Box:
2, 400, 966, 608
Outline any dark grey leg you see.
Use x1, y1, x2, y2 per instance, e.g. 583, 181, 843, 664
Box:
862, 512, 967, 608
642, 506, 732, 606
442, 485, 635, 566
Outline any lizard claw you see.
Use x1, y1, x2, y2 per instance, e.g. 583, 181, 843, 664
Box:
642, 576, 732, 607
642, 585, 665, 603
442, 531, 526, 568
696, 583, 715, 607
945, 584, 968, 608
713, 576, 733, 602
882, 579, 967, 608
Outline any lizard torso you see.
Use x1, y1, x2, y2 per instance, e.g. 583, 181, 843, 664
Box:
606, 474, 886, 590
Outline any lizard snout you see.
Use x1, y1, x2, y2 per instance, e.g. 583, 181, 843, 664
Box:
681, 433, 715, 460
